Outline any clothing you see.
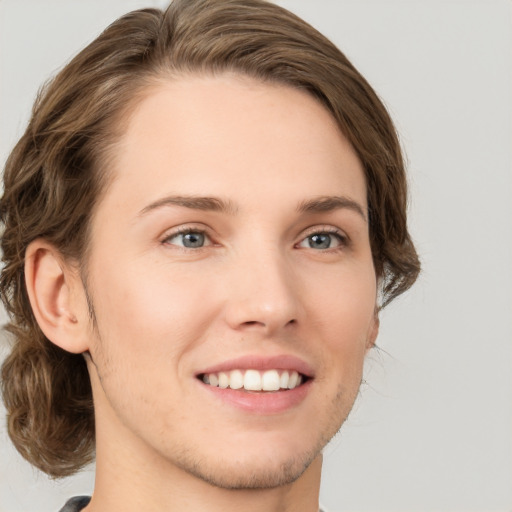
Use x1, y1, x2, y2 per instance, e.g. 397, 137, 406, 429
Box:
58, 496, 91, 512
59, 496, 327, 511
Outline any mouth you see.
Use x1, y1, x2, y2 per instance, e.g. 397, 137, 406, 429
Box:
198, 369, 308, 392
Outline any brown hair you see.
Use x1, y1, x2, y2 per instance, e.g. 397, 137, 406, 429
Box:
0, 0, 420, 477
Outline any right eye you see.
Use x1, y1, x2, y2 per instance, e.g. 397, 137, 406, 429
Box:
163, 229, 211, 249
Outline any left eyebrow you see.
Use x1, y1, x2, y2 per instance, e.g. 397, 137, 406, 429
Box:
296, 195, 367, 222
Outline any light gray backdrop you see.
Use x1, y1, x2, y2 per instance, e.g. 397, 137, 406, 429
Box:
1, 1, 511, 511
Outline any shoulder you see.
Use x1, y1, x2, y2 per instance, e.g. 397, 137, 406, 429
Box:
58, 496, 91, 512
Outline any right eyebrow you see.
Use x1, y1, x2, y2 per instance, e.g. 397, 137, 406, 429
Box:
138, 195, 238, 217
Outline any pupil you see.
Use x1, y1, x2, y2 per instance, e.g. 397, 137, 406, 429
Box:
183, 232, 204, 248
309, 234, 330, 249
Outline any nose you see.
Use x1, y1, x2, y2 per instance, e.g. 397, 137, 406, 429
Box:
222, 247, 300, 335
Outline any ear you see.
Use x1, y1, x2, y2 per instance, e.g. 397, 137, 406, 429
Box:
366, 311, 380, 350
24, 239, 90, 354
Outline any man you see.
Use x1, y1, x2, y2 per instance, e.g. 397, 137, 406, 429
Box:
0, 1, 419, 511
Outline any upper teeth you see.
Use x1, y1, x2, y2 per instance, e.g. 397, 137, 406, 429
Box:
202, 369, 303, 391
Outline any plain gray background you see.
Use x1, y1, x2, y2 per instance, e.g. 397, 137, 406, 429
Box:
1, 1, 511, 511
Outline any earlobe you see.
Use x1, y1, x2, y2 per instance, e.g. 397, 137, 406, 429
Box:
366, 313, 380, 350
25, 240, 89, 354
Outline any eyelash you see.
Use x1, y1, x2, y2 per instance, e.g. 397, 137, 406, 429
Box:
161, 226, 349, 251
296, 227, 349, 251
162, 226, 214, 250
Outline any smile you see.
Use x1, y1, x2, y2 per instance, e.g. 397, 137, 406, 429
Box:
201, 369, 304, 391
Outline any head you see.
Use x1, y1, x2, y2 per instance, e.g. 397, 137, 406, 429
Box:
0, 0, 419, 481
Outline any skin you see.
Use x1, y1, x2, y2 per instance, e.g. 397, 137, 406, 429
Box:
26, 74, 379, 512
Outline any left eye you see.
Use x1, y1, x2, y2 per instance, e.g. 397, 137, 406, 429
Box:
165, 230, 210, 248
298, 232, 344, 250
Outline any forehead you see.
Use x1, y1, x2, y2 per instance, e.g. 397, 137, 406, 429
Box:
99, 74, 366, 217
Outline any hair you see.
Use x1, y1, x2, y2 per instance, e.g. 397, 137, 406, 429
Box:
0, 0, 420, 478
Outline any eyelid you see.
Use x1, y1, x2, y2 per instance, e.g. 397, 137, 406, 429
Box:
160, 224, 214, 247
296, 225, 350, 249
300, 224, 349, 239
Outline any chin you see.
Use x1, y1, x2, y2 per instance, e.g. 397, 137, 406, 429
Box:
177, 449, 319, 490
169, 421, 339, 490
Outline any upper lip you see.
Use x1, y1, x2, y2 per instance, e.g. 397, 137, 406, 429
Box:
197, 354, 314, 378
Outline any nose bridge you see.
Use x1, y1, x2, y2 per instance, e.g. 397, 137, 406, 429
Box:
223, 237, 299, 333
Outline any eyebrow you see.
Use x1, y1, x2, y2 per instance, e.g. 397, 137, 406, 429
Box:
139, 195, 238, 217
296, 195, 367, 222
138, 193, 366, 222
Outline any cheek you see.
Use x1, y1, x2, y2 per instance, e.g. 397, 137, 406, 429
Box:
88, 260, 218, 370
307, 262, 376, 332
305, 263, 376, 374
85, 262, 216, 430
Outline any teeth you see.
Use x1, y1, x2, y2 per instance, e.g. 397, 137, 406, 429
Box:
229, 370, 244, 389
218, 372, 229, 389
288, 370, 298, 389
202, 369, 304, 391
261, 369, 280, 391
280, 370, 289, 389
244, 369, 262, 391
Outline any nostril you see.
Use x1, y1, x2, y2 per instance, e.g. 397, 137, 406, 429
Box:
239, 320, 266, 329
236, 318, 297, 333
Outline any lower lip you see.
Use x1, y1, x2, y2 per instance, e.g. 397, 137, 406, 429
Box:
199, 380, 312, 414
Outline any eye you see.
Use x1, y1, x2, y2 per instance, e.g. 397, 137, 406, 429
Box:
164, 229, 211, 249
298, 231, 346, 250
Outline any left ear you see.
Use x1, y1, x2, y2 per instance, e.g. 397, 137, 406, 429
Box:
366, 312, 380, 350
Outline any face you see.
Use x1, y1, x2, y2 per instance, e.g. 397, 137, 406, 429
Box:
80, 74, 378, 489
